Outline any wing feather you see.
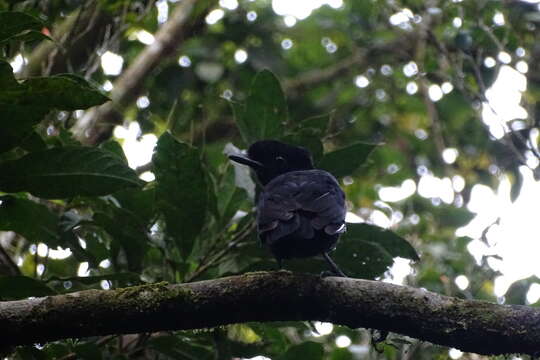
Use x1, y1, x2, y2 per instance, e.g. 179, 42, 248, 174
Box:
257, 170, 346, 243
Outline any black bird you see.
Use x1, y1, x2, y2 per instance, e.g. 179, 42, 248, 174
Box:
229, 140, 347, 276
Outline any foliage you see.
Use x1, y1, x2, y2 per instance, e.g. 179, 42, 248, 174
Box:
1, 0, 539, 359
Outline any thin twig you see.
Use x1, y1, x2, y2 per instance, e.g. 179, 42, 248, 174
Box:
186, 220, 255, 282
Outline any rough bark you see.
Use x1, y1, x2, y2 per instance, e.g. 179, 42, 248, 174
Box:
1, 271, 539, 355
71, 0, 217, 145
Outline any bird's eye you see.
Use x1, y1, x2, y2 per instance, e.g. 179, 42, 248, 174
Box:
275, 156, 287, 169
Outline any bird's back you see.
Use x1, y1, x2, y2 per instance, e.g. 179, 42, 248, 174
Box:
257, 169, 346, 260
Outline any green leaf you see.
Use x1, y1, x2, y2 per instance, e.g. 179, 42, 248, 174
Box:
317, 142, 378, 178
228, 339, 267, 359
94, 208, 149, 272
20, 130, 47, 152
42, 343, 70, 359
0, 12, 43, 42
234, 70, 288, 143
73, 342, 102, 360
112, 187, 156, 226
0, 275, 56, 300
282, 134, 324, 162
153, 132, 208, 258
331, 348, 354, 360
277, 342, 324, 360
0, 146, 143, 198
58, 211, 101, 267
100, 140, 128, 163
0, 104, 48, 153
228, 324, 261, 344
10, 74, 109, 110
435, 206, 475, 228
71, 227, 109, 269
334, 223, 419, 279
0, 61, 108, 153
16, 346, 47, 360
230, 100, 248, 142
0, 60, 20, 89
299, 113, 330, 137
0, 62, 109, 109
0, 196, 59, 246
149, 336, 214, 360
1, 29, 52, 44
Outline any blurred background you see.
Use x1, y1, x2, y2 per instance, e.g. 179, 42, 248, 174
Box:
4, 0, 540, 358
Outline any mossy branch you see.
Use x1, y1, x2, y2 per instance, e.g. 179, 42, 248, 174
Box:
1, 271, 539, 355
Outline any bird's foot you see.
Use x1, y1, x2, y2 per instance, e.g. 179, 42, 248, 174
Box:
322, 252, 348, 278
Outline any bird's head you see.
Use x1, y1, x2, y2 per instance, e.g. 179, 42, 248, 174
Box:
229, 140, 314, 185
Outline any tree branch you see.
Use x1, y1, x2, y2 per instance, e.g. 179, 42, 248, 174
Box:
71, 0, 217, 145
282, 37, 415, 95
1, 272, 539, 355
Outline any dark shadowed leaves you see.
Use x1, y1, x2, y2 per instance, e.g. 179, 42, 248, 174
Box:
277, 341, 324, 360
0, 61, 108, 153
113, 187, 156, 226
20, 130, 47, 152
0, 12, 43, 42
299, 113, 330, 137
0, 146, 143, 198
149, 335, 214, 360
0, 276, 56, 300
0, 103, 48, 153
100, 139, 129, 163
153, 132, 208, 258
333, 223, 419, 279
317, 142, 378, 178
0, 70, 109, 110
0, 61, 20, 90
0, 196, 59, 246
72, 343, 102, 360
233, 69, 287, 143
58, 211, 100, 267
3, 30, 51, 44
93, 208, 149, 272
282, 133, 324, 162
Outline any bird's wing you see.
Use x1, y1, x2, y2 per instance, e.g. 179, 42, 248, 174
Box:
294, 178, 347, 235
257, 180, 300, 241
257, 171, 346, 244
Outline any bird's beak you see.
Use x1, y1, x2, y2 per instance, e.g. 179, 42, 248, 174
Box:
228, 155, 264, 170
